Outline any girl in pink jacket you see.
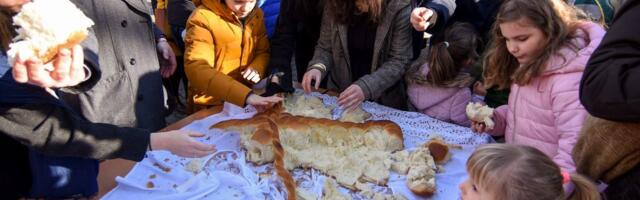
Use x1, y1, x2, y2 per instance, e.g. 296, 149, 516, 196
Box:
406, 23, 480, 127
472, 0, 606, 172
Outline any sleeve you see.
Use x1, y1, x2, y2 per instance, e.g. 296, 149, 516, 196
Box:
0, 103, 150, 162
551, 76, 585, 172
184, 10, 251, 106
267, 0, 296, 75
580, 1, 640, 121
307, 4, 336, 78
420, 0, 455, 34
247, 10, 271, 77
354, 6, 413, 100
487, 105, 508, 136
450, 89, 472, 127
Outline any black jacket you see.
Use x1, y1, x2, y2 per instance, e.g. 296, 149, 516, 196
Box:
580, 0, 640, 122
267, 0, 324, 89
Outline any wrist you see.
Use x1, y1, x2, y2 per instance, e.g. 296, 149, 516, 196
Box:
150, 132, 166, 151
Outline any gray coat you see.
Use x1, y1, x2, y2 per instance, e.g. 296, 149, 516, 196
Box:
308, 0, 413, 110
63, 0, 166, 131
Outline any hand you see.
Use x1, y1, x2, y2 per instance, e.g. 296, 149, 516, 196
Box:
410, 7, 436, 32
157, 39, 177, 78
150, 130, 217, 158
246, 93, 283, 112
301, 69, 322, 94
337, 84, 365, 111
473, 81, 487, 96
470, 121, 489, 133
241, 67, 261, 83
12, 45, 86, 88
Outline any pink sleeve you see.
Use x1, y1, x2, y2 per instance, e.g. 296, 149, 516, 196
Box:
450, 89, 472, 127
487, 105, 508, 136
550, 75, 585, 172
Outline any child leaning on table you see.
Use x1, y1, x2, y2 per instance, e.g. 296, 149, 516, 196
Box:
470, 0, 606, 172
184, 0, 282, 113
460, 144, 599, 200
406, 23, 480, 127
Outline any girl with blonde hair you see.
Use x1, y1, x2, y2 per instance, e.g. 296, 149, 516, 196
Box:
460, 144, 600, 200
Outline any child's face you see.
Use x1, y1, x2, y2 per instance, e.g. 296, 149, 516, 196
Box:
499, 18, 547, 65
459, 178, 495, 200
224, 0, 256, 19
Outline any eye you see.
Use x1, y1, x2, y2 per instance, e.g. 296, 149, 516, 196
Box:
515, 36, 528, 42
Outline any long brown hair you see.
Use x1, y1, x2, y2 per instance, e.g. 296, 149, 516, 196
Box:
0, 12, 13, 52
467, 144, 600, 200
483, 0, 582, 89
407, 23, 479, 87
328, 0, 384, 24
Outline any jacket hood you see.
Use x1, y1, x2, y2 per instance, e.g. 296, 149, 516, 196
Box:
200, 0, 258, 23
543, 21, 606, 75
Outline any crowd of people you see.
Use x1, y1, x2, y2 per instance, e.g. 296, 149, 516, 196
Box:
0, 0, 638, 199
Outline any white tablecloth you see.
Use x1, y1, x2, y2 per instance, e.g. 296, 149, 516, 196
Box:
102, 92, 493, 200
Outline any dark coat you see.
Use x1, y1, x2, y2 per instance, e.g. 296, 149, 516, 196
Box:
580, 0, 640, 122
267, 0, 325, 90
309, 0, 413, 110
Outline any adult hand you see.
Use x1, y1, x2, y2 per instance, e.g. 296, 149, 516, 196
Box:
241, 67, 261, 83
410, 7, 436, 32
12, 45, 86, 88
470, 121, 490, 133
246, 93, 283, 112
157, 39, 177, 78
337, 84, 365, 111
301, 68, 322, 94
150, 130, 217, 158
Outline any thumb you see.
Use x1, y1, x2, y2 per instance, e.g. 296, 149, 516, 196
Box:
187, 131, 206, 138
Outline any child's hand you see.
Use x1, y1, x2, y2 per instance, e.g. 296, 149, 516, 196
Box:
471, 120, 491, 133
241, 67, 261, 83
246, 93, 283, 112
150, 130, 217, 158
12, 45, 87, 89
302, 69, 322, 94
410, 7, 436, 32
473, 81, 487, 96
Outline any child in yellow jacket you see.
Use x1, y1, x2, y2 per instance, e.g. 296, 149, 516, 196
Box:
184, 0, 282, 112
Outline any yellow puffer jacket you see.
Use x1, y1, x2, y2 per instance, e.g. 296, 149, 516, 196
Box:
184, 0, 269, 110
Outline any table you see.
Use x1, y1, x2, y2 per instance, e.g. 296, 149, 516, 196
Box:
95, 106, 223, 198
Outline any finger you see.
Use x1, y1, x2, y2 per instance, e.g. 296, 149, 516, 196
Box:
242, 70, 250, 79
69, 45, 85, 83
52, 48, 72, 81
187, 131, 205, 138
251, 76, 260, 83
191, 141, 216, 152
12, 60, 29, 83
302, 76, 311, 93
313, 75, 320, 90
26, 59, 54, 87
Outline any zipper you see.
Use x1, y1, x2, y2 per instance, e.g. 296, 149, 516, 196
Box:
233, 13, 254, 71
512, 86, 521, 143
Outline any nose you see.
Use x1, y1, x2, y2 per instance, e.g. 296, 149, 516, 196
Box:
507, 42, 518, 55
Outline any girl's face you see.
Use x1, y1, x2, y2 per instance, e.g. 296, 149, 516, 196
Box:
459, 178, 495, 200
224, 0, 256, 19
0, 0, 29, 13
499, 18, 547, 65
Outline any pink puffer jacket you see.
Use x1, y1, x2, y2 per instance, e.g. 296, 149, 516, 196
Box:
407, 63, 473, 127
489, 22, 606, 172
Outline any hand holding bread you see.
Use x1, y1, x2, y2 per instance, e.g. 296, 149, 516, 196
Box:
7, 0, 94, 88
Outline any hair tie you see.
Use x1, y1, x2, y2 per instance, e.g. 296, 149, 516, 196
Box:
443, 41, 450, 48
561, 171, 571, 184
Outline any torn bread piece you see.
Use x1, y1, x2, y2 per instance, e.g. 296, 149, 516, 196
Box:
8, 0, 94, 64
466, 102, 495, 129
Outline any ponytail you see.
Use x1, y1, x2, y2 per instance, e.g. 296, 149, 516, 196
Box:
568, 173, 600, 200
426, 42, 457, 86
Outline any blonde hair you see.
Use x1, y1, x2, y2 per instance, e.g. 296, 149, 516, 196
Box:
467, 144, 600, 200
483, 0, 583, 89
